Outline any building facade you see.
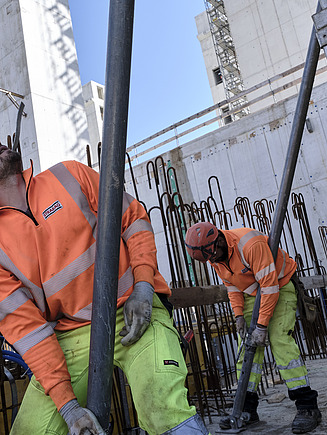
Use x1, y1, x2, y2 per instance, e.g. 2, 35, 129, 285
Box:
196, 0, 327, 119
82, 80, 105, 170
0, 0, 89, 173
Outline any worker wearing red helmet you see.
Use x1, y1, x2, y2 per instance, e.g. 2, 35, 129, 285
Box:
185, 222, 321, 434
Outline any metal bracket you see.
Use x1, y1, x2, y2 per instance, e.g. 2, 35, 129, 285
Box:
215, 415, 246, 434
313, 5, 327, 56
0, 88, 27, 117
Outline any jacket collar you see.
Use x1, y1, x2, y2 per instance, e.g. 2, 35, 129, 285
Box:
219, 229, 237, 245
0, 160, 34, 212
217, 229, 236, 263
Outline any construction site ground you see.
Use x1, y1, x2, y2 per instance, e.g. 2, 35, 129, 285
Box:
205, 358, 327, 434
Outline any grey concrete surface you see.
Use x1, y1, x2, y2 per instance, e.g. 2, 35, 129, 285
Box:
205, 358, 327, 434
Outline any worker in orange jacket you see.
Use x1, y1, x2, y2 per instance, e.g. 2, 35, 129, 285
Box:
0, 145, 210, 435
185, 222, 321, 434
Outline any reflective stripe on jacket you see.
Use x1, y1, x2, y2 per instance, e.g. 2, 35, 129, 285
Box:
210, 228, 297, 326
0, 160, 170, 410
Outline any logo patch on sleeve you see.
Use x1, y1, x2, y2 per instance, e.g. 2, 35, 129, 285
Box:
163, 360, 179, 367
42, 201, 63, 220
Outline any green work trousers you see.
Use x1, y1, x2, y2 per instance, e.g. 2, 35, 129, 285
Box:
10, 294, 196, 435
237, 280, 309, 393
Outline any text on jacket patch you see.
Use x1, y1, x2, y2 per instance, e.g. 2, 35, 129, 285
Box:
42, 201, 63, 220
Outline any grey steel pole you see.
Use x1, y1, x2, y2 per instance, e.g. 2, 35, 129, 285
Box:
87, 0, 135, 432
226, 3, 321, 432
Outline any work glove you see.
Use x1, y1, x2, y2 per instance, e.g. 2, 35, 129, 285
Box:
235, 315, 247, 340
59, 399, 105, 435
120, 281, 154, 346
250, 324, 268, 347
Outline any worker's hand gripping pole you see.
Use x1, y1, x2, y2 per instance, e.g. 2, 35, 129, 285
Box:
87, 0, 135, 433
218, 2, 321, 433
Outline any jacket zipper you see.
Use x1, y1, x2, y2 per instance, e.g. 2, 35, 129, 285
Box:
25, 167, 39, 226
0, 208, 39, 226
22, 209, 38, 226
218, 249, 234, 275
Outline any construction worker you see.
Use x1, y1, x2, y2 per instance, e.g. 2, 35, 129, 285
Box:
185, 222, 322, 434
0, 145, 210, 435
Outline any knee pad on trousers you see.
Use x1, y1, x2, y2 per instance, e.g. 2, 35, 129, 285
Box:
161, 414, 209, 434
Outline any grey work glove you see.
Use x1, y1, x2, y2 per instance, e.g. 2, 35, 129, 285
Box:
119, 281, 154, 346
235, 315, 247, 340
59, 399, 105, 435
250, 324, 268, 347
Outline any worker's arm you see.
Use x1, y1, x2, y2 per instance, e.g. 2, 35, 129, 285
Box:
0, 269, 75, 410
223, 280, 245, 318
64, 160, 100, 214
71, 165, 158, 287
119, 193, 158, 345
221, 281, 247, 339
121, 193, 157, 287
245, 240, 280, 326
70, 168, 157, 346
210, 262, 245, 318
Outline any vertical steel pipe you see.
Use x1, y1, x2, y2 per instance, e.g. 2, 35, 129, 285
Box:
87, 0, 135, 432
229, 3, 321, 429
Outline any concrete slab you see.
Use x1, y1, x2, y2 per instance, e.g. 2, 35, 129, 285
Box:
205, 358, 327, 434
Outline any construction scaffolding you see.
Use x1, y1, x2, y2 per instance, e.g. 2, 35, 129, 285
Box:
204, 0, 249, 122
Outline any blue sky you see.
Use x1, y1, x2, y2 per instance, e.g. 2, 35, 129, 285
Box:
68, 1, 214, 150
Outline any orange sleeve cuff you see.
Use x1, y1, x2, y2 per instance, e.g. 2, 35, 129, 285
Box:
48, 380, 76, 411
133, 265, 155, 288
233, 307, 244, 317
257, 314, 272, 327
257, 317, 269, 327
258, 293, 279, 326
227, 292, 244, 318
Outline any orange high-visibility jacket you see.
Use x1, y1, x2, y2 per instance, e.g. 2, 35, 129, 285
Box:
210, 228, 297, 326
0, 160, 170, 410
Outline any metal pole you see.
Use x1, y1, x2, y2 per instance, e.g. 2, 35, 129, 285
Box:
87, 0, 135, 432
225, 3, 322, 432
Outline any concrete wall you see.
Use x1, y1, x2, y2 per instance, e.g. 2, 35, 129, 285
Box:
0, 0, 89, 173
125, 81, 327, 284
197, 0, 327, 113
226, 0, 316, 87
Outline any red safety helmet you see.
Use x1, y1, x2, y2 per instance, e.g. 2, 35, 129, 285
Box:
185, 222, 219, 262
